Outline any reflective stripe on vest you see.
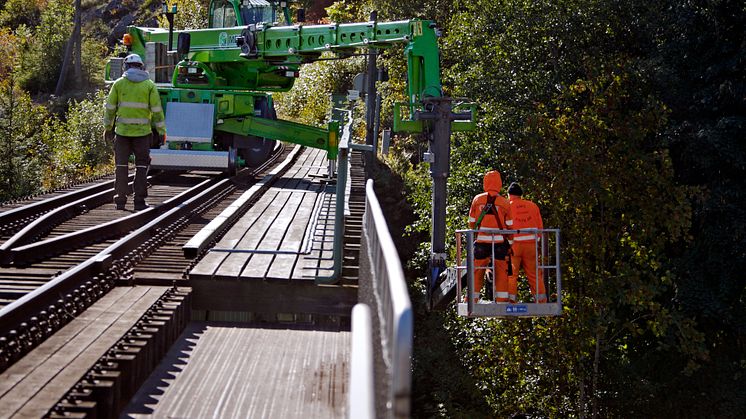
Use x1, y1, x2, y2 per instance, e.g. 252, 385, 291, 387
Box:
514, 234, 537, 241
476, 233, 505, 243
117, 117, 150, 124
119, 101, 149, 109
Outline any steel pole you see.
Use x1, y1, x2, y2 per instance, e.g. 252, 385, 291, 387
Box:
429, 99, 452, 286
365, 11, 378, 147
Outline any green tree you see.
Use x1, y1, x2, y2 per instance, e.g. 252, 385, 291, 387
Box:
16, 0, 73, 93
41, 91, 113, 189
0, 0, 43, 28
362, 0, 745, 416
158, 0, 208, 30
0, 73, 48, 200
274, 56, 365, 126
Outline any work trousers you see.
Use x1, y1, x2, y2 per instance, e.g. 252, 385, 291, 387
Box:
114, 133, 150, 205
509, 241, 547, 303
473, 257, 509, 303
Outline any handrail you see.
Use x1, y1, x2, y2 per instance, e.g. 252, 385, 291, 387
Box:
364, 179, 413, 418
349, 303, 375, 419
317, 109, 353, 284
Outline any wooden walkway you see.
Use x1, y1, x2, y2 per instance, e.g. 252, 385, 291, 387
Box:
190, 147, 337, 281
0, 286, 170, 418
123, 322, 350, 418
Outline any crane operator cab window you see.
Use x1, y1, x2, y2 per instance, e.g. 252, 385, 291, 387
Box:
211, 0, 238, 28
239, 0, 275, 25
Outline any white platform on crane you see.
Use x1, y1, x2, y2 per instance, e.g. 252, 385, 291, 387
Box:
150, 149, 230, 171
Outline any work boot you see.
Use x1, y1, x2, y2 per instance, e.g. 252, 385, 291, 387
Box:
115, 199, 126, 210
134, 201, 149, 211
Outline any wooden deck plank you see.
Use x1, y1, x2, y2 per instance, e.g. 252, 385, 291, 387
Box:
280, 190, 320, 252
188, 189, 281, 279
193, 147, 318, 280
16, 286, 169, 418
0, 286, 169, 418
300, 186, 337, 279
190, 147, 336, 282
266, 190, 321, 280
237, 190, 305, 279
189, 146, 310, 279
123, 322, 349, 419
217, 190, 288, 278
0, 287, 131, 398
239, 167, 323, 280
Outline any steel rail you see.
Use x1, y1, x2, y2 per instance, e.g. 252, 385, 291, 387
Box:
7, 178, 218, 266
0, 177, 141, 250
0, 147, 286, 371
0, 177, 234, 368
0, 179, 119, 227
95, 178, 233, 269
0, 187, 116, 266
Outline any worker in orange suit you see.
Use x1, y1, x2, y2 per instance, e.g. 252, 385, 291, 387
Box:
507, 182, 547, 303
468, 170, 513, 303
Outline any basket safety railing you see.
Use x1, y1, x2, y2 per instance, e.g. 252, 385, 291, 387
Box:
455, 228, 562, 317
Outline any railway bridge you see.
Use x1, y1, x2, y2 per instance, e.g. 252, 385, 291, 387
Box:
0, 116, 411, 418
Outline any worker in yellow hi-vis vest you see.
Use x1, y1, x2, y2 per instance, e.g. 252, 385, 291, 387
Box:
103, 54, 166, 211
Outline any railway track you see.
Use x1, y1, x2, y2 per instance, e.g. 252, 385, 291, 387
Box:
0, 147, 287, 374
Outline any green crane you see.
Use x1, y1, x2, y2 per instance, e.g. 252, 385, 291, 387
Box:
108, 0, 477, 294
107, 0, 473, 170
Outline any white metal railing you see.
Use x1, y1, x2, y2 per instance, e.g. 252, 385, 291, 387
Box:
349, 303, 375, 419
364, 179, 413, 418
455, 228, 562, 317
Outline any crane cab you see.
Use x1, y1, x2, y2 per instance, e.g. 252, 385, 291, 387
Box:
433, 228, 563, 317
209, 0, 284, 28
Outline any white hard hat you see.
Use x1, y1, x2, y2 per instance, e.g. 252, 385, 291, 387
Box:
123, 54, 143, 66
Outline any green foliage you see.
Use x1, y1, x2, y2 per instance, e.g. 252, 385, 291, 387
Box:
0, 62, 111, 199
367, 0, 745, 417
41, 90, 113, 189
0, 76, 48, 200
0, 27, 19, 79
79, 38, 108, 88
366, 0, 453, 26
16, 0, 73, 93
325, 0, 366, 22
0, 0, 43, 28
274, 55, 364, 126
158, 0, 208, 30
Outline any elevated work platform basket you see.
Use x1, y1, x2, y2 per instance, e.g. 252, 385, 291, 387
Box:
451, 228, 562, 318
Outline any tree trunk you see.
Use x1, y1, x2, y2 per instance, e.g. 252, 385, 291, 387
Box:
2, 77, 15, 197
73, 0, 82, 88
54, 36, 73, 96
592, 329, 602, 418
54, 0, 81, 96
578, 375, 586, 419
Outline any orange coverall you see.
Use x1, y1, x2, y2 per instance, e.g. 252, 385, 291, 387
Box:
468, 171, 513, 302
508, 195, 547, 303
